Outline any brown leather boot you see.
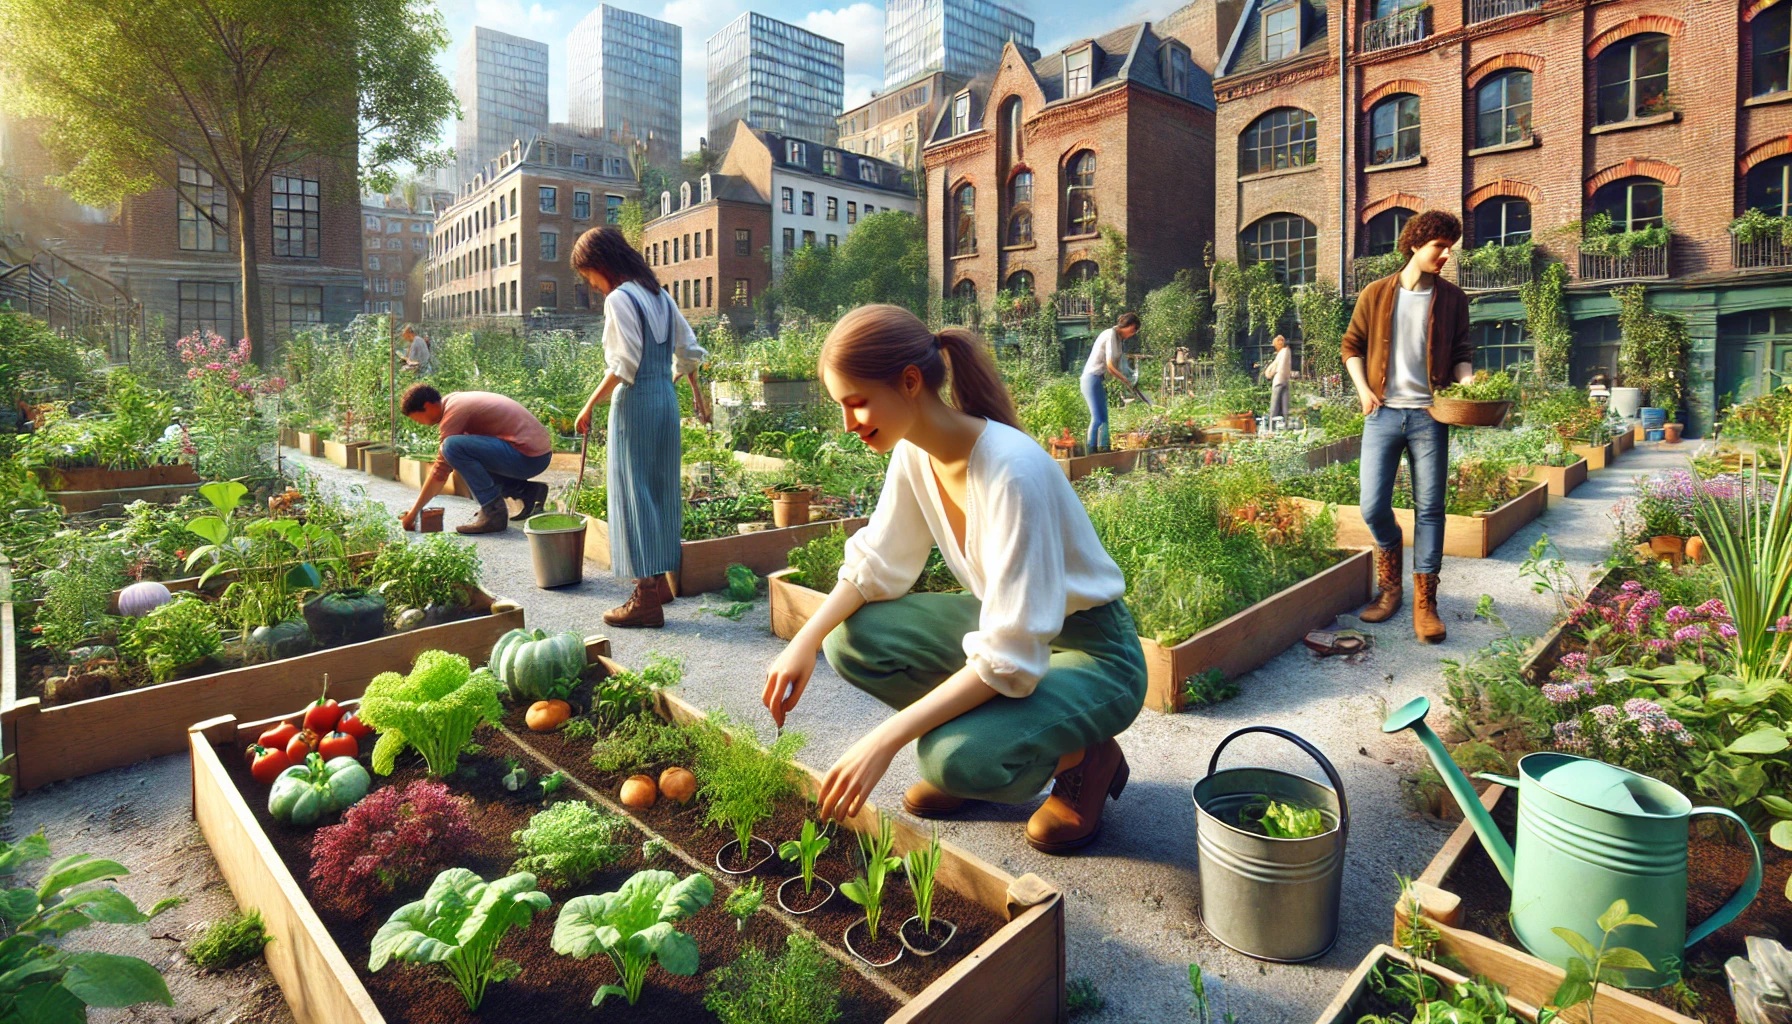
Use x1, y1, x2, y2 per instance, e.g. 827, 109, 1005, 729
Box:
902, 781, 968, 818
515, 481, 549, 520
1413, 573, 1446, 643
603, 576, 670, 629
1359, 543, 1403, 623
456, 499, 509, 534
1026, 738, 1129, 854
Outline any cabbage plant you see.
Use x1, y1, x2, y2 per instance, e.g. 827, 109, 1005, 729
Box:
552, 869, 715, 1007
368, 868, 550, 1010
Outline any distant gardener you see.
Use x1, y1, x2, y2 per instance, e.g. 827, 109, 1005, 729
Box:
398, 384, 552, 535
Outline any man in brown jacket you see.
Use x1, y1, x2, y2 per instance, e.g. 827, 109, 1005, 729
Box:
1339, 210, 1476, 643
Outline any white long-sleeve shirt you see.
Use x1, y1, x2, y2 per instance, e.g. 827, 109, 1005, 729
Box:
1264, 347, 1292, 386
838, 420, 1127, 698
601, 281, 707, 385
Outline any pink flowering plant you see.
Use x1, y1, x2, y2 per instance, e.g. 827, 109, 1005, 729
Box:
176, 330, 279, 478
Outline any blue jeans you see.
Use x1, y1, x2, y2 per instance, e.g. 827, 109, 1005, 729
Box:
1360, 405, 1449, 574
1081, 372, 1109, 453
439, 434, 552, 506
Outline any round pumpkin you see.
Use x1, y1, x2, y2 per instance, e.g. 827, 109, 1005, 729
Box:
526, 699, 571, 731
118, 581, 172, 617
620, 775, 658, 809
658, 766, 696, 804
489, 628, 586, 702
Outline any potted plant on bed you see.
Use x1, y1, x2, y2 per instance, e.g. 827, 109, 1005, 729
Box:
763, 472, 819, 529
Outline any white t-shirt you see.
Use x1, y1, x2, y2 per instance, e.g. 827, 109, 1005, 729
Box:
602, 281, 708, 384
838, 420, 1127, 698
1082, 328, 1124, 378
1265, 347, 1292, 386
406, 337, 433, 373
1384, 286, 1434, 409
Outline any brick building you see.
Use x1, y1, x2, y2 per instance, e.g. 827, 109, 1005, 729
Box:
837, 70, 971, 181
639, 170, 772, 324
422, 125, 638, 322
1214, 0, 1792, 431
361, 195, 441, 324
919, 24, 1217, 312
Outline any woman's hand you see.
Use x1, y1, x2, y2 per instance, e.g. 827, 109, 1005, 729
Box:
816, 727, 901, 821
574, 402, 596, 436
763, 642, 818, 728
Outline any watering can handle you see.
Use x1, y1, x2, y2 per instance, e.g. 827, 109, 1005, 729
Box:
1207, 726, 1349, 841
1682, 805, 1763, 949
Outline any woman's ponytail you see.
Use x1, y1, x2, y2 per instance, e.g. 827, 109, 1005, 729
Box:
819, 305, 1021, 431
934, 327, 1018, 430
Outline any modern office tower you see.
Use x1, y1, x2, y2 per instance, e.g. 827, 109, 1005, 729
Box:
455, 27, 550, 186
883, 0, 1036, 89
707, 12, 844, 147
568, 5, 682, 167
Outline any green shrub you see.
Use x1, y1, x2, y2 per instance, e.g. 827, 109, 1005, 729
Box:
512, 801, 631, 887
786, 527, 846, 589
121, 593, 223, 682
185, 908, 272, 970
703, 933, 844, 1024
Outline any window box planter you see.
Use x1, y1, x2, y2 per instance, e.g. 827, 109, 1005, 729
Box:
1289, 480, 1548, 559
583, 515, 869, 595
186, 638, 1068, 1024
1571, 439, 1616, 470
1515, 457, 1588, 498
295, 431, 327, 457
322, 439, 373, 469
0, 584, 522, 792
1316, 944, 1543, 1024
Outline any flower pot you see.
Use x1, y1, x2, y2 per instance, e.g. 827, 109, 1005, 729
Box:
301, 588, 388, 648
1663, 422, 1683, 444
898, 916, 958, 957
247, 619, 314, 661
523, 513, 588, 589
776, 875, 835, 915
1639, 407, 1668, 429
715, 837, 775, 875
843, 919, 904, 968
1609, 386, 1644, 419
1429, 396, 1512, 428
764, 487, 815, 529
416, 506, 444, 533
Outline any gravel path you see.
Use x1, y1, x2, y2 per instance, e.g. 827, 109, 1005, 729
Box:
14, 441, 1689, 1024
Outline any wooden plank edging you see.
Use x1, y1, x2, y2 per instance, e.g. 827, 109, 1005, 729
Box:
585, 516, 870, 595
1291, 480, 1549, 559
1316, 945, 1542, 1024
1518, 459, 1589, 499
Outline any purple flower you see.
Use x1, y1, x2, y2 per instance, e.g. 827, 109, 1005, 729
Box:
1673, 624, 1708, 643
1646, 638, 1674, 653
1696, 598, 1730, 620
1560, 652, 1589, 671
1775, 615, 1792, 633
1553, 720, 1582, 744
1591, 704, 1620, 723
1666, 605, 1693, 625
1621, 580, 1644, 595
1543, 680, 1595, 704
1718, 623, 1739, 639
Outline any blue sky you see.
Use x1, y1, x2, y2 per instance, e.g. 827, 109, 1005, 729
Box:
430, 0, 1189, 158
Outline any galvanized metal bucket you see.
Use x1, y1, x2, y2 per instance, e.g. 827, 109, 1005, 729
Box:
1192, 726, 1348, 963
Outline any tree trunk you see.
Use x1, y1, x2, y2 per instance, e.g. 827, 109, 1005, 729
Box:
235, 190, 268, 365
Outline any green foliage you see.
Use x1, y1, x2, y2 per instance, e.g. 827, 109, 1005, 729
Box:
723, 877, 764, 931
1437, 370, 1517, 402
358, 650, 505, 776
693, 712, 806, 856
777, 819, 831, 896
1018, 375, 1091, 444
1067, 977, 1107, 1017
552, 869, 715, 1008
1730, 207, 1792, 246
1440, 634, 1554, 751
1293, 279, 1347, 383
768, 212, 928, 318
594, 653, 682, 729
0, 310, 91, 408
1519, 262, 1573, 385
1613, 284, 1690, 411
368, 869, 551, 1011
903, 827, 942, 934
703, 933, 844, 1024
1455, 240, 1535, 278
840, 813, 902, 942
1238, 797, 1328, 838
1181, 668, 1240, 708
1579, 214, 1671, 259
120, 593, 222, 681
1140, 270, 1209, 362
33, 542, 127, 657
1211, 257, 1291, 342
364, 533, 482, 612
1361, 955, 1524, 1024
787, 527, 847, 589
1548, 900, 1658, 1024
617, 198, 646, 249
1355, 250, 1409, 286
185, 908, 272, 971
589, 714, 697, 773
725, 563, 758, 601
511, 801, 630, 887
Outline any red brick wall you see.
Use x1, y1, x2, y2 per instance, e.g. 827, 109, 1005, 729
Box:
121, 155, 360, 271
642, 200, 772, 320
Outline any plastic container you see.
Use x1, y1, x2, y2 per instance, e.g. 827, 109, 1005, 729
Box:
1645, 428, 1666, 442
1639, 407, 1668, 428
523, 513, 588, 588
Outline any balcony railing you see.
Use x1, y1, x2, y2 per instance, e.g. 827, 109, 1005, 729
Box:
1466, 0, 1541, 24
1732, 235, 1792, 271
1458, 259, 1533, 292
1055, 292, 1094, 319
1578, 240, 1670, 282
1361, 6, 1430, 53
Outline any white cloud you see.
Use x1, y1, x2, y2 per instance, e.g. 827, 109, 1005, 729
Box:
800, 3, 884, 83
471, 0, 561, 31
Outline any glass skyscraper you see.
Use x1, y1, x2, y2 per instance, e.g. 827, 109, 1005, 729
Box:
456, 27, 550, 186
707, 12, 844, 147
568, 5, 681, 167
883, 0, 1035, 89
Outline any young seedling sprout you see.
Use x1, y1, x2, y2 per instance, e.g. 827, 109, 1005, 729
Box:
778, 818, 831, 895
840, 813, 901, 942
904, 826, 942, 935
724, 877, 764, 932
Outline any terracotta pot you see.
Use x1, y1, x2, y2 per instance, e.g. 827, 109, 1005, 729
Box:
417, 506, 444, 533
1663, 422, 1683, 444
766, 489, 815, 529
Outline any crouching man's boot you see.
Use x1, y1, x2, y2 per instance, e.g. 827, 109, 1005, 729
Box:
1359, 543, 1403, 623
1413, 572, 1446, 643
456, 499, 509, 535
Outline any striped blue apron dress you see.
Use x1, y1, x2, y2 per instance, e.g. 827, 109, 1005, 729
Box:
607, 284, 682, 579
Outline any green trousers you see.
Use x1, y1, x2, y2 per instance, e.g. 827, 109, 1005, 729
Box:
822, 594, 1147, 804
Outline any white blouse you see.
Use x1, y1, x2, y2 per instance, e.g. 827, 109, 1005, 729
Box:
838, 420, 1127, 698
602, 281, 707, 384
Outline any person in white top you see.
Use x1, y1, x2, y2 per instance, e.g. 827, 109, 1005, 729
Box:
763, 304, 1147, 854
1260, 334, 1296, 426
399, 325, 433, 375
1079, 312, 1139, 453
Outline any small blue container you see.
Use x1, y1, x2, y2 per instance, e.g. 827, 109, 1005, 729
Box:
1639, 407, 1668, 428
1645, 428, 1666, 442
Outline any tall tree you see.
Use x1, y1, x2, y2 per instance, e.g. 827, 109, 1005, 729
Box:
0, 0, 457, 362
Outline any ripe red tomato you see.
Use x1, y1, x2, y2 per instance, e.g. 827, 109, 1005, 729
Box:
317, 730, 358, 760
336, 710, 373, 740
303, 692, 342, 734
286, 728, 319, 762
259, 721, 300, 751
247, 745, 292, 786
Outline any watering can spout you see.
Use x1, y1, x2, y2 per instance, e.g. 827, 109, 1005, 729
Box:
1382, 696, 1516, 888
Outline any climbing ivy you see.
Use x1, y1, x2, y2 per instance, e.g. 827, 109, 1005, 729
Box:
1517, 261, 1571, 385
1613, 284, 1690, 411
1292, 280, 1346, 384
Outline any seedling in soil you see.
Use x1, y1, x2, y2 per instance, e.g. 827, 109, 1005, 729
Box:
841, 813, 902, 943
1067, 976, 1106, 1017
553, 869, 715, 1007
1545, 899, 1659, 1024
899, 825, 956, 955
185, 908, 272, 971
369, 869, 550, 1011
1182, 668, 1239, 708
694, 712, 805, 870
779, 818, 831, 895
724, 877, 764, 931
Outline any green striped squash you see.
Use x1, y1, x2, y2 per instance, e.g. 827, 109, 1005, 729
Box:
489, 628, 586, 701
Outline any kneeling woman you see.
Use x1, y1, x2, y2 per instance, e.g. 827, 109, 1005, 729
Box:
763, 305, 1146, 853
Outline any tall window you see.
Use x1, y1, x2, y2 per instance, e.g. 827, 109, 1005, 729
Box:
1474, 197, 1532, 246
573, 191, 591, 219
369, 255, 381, 271
1592, 176, 1665, 232
953, 185, 976, 256
735, 228, 751, 255
782, 227, 796, 251
734, 279, 749, 305
1365, 208, 1412, 256
787, 140, 807, 164
540, 231, 557, 261
802, 230, 816, 248
802, 191, 814, 216
1748, 155, 1792, 216
1263, 5, 1299, 61
272, 175, 322, 258
952, 93, 970, 134
1595, 33, 1670, 124
823, 150, 839, 175
177, 158, 229, 252
1475, 71, 1532, 148
606, 196, 623, 225
1003, 97, 1023, 159
1369, 95, 1421, 165
781, 187, 794, 213
1008, 171, 1034, 245
1240, 214, 1318, 286
1066, 151, 1097, 235
272, 285, 322, 337
1240, 108, 1318, 174
576, 282, 590, 309
1754, 2, 1791, 96
177, 281, 235, 337
827, 196, 838, 220
1472, 321, 1532, 372
1065, 47, 1092, 97
953, 279, 977, 304
1006, 270, 1035, 297
538, 280, 557, 309
847, 201, 858, 224
538, 186, 558, 213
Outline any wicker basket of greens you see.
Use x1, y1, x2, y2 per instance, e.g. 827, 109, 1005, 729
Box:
1430, 370, 1515, 427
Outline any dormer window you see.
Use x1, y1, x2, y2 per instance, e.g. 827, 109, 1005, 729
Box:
786, 140, 807, 164
1263, 3, 1300, 62
679, 181, 691, 208
572, 152, 588, 170
700, 174, 713, 203
1065, 47, 1093, 97
540, 142, 557, 166
1161, 43, 1191, 95
858, 160, 876, 182
660, 191, 671, 217
952, 92, 970, 134
823, 150, 839, 175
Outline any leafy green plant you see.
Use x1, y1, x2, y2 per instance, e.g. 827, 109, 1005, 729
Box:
552, 869, 716, 1008
693, 712, 807, 860
358, 650, 505, 776
787, 527, 847, 589
594, 653, 682, 729
120, 593, 223, 682
1436, 369, 1516, 403
590, 714, 697, 773
185, 908, 272, 971
511, 801, 631, 887
1547, 899, 1659, 1024
904, 826, 942, 935
364, 534, 483, 612
368, 868, 551, 1011
1519, 261, 1573, 384
559, 717, 597, 742
1067, 976, 1107, 1017
1579, 213, 1670, 259
1182, 668, 1240, 708
703, 933, 844, 1024
840, 813, 902, 942
641, 837, 670, 863
1729, 206, 1792, 246
1692, 430, 1792, 685
778, 818, 831, 896
724, 877, 764, 931
33, 542, 127, 657
1237, 797, 1328, 838
725, 563, 758, 601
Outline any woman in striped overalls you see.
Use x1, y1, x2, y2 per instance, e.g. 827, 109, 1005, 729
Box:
572, 227, 711, 628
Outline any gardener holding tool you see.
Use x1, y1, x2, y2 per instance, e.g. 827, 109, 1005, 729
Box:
1261, 334, 1296, 427
569, 226, 711, 629
763, 304, 1147, 854
1079, 312, 1143, 453
1341, 210, 1476, 644
398, 384, 552, 535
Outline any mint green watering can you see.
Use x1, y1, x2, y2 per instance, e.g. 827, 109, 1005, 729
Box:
1385, 696, 1763, 988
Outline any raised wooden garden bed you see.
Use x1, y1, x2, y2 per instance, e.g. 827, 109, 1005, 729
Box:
397, 455, 470, 498
322, 439, 373, 469
1304, 434, 1363, 471
1052, 444, 1204, 482
188, 637, 1066, 1024
1292, 480, 1549, 559
33, 463, 200, 492
0, 586, 522, 792
47, 481, 205, 514
1517, 459, 1589, 499
585, 516, 869, 596
1317, 944, 1541, 1024
357, 445, 399, 480
1515, 564, 1621, 686
1613, 428, 1635, 455
768, 568, 829, 641
1571, 440, 1617, 471
295, 431, 327, 457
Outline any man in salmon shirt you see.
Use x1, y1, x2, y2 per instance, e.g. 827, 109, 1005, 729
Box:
398, 383, 552, 534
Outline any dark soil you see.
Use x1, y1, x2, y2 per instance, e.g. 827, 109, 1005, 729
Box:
1441, 790, 1789, 1022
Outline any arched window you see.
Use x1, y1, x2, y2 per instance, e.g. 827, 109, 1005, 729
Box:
1064, 260, 1099, 285
1474, 197, 1532, 246
1756, 2, 1791, 97
1365, 207, 1413, 256
1240, 108, 1318, 175
1596, 33, 1670, 124
1369, 94, 1421, 165
953, 278, 977, 304
1240, 214, 1318, 286
1747, 155, 1792, 217
1006, 270, 1036, 297
1591, 176, 1665, 232
953, 184, 976, 256
1007, 171, 1034, 245
1002, 97, 1023, 161
1066, 151, 1098, 235
1475, 71, 1532, 149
